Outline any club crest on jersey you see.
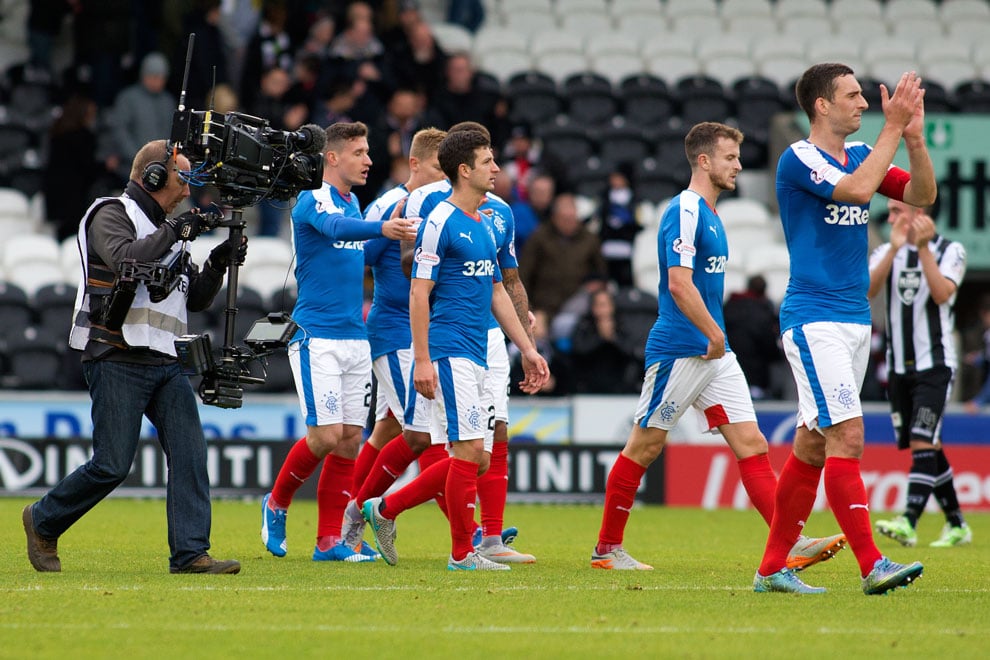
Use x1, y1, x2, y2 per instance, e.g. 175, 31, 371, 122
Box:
414, 247, 440, 266
810, 169, 826, 185
897, 268, 922, 305
672, 238, 696, 256
322, 391, 340, 415
832, 383, 857, 409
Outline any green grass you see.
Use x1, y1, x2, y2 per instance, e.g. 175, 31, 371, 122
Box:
2, 498, 987, 659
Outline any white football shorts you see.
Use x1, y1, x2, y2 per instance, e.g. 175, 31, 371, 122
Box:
484, 327, 510, 424
430, 356, 494, 451
782, 321, 870, 431
635, 352, 756, 431
372, 348, 412, 423
288, 337, 372, 427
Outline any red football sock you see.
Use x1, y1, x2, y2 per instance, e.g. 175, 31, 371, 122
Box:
418, 444, 450, 517
738, 453, 778, 526
447, 457, 479, 561
270, 438, 321, 509
478, 441, 509, 537
316, 454, 354, 540
596, 453, 646, 552
758, 453, 821, 576
352, 440, 382, 497
381, 457, 451, 520
824, 456, 882, 577
355, 434, 416, 505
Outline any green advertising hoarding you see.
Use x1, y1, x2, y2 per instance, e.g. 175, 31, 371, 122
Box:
796, 113, 990, 268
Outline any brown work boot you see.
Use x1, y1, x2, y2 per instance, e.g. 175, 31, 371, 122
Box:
170, 554, 242, 574
23, 504, 61, 572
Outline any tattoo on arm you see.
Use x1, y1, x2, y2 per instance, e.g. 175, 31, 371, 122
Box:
503, 268, 533, 342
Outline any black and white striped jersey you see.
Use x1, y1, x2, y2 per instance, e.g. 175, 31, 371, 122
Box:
869, 235, 966, 374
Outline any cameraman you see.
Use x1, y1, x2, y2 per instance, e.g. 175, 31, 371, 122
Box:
22, 140, 246, 575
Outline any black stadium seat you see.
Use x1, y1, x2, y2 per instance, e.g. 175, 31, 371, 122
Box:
561, 72, 619, 127
618, 74, 677, 127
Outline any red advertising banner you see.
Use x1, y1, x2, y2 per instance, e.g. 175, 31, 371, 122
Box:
664, 444, 990, 512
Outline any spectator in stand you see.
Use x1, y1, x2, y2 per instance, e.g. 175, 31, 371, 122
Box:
367, 88, 429, 203
101, 52, 177, 188
551, 273, 609, 351
297, 12, 336, 59
44, 93, 100, 242
239, 1, 295, 110
598, 163, 642, 288
509, 309, 570, 396
27, 0, 71, 73
72, 1, 132, 107
500, 124, 567, 202
510, 172, 556, 253
427, 52, 505, 139
325, 0, 392, 124
519, 192, 607, 318
171, 1, 231, 112
723, 274, 783, 401
388, 16, 447, 100
311, 73, 363, 128
447, 0, 485, 32
570, 288, 641, 394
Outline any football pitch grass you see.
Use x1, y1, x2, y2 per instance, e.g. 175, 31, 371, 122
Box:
2, 498, 987, 659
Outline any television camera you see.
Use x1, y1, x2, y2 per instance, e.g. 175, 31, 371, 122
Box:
165, 33, 314, 408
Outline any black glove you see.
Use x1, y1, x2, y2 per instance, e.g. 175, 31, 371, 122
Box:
166, 210, 205, 241
206, 236, 248, 271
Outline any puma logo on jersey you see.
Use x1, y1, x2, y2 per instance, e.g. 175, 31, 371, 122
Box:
709, 225, 717, 236
459, 231, 473, 243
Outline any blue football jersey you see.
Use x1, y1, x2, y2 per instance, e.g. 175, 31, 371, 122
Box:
411, 200, 502, 366
480, 193, 518, 331
363, 184, 411, 359
290, 182, 384, 340
776, 140, 876, 331
644, 190, 729, 363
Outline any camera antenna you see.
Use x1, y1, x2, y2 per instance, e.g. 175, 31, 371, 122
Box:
178, 32, 195, 111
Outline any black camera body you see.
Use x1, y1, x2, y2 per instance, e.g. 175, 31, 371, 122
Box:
102, 251, 196, 330
170, 109, 324, 207
175, 313, 298, 409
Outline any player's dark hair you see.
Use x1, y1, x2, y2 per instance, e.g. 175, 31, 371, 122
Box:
326, 121, 368, 152
795, 62, 856, 121
438, 129, 490, 182
448, 121, 491, 142
684, 122, 744, 167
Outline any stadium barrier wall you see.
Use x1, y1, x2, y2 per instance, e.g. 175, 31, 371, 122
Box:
1, 393, 986, 509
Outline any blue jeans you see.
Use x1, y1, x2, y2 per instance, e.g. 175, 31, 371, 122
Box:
32, 360, 212, 570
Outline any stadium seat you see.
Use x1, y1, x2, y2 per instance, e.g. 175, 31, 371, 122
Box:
917, 80, 955, 113
634, 159, 684, 205
528, 30, 584, 59
944, 19, 990, 43
585, 33, 642, 59
568, 156, 610, 200
673, 75, 733, 126
885, 0, 939, 21
560, 11, 614, 37
695, 34, 751, 63
721, 14, 778, 38
668, 14, 723, 36
2, 326, 62, 389
532, 51, 589, 84
891, 17, 945, 40
5, 261, 67, 298
501, 9, 559, 35
33, 281, 78, 336
733, 76, 787, 127
560, 73, 618, 127
618, 74, 677, 127
2, 233, 60, 270
614, 13, 670, 41
59, 237, 82, 284
717, 197, 771, 228
588, 52, 647, 87
0, 125, 33, 177
924, 61, 980, 95
476, 51, 534, 84
430, 22, 473, 53
720, 0, 774, 20
507, 78, 565, 125
0, 185, 32, 219
779, 15, 834, 38
758, 58, 807, 90
472, 26, 529, 59
555, 0, 609, 15
0, 281, 32, 340
702, 56, 758, 90
861, 39, 915, 67
774, 0, 828, 20
254, 350, 295, 393
829, 0, 883, 20
613, 286, 658, 361
610, 0, 664, 17
832, 16, 890, 41
644, 55, 701, 88
954, 80, 990, 113
664, 0, 718, 19
939, 0, 990, 22
597, 125, 653, 173
539, 123, 597, 171
4, 79, 56, 133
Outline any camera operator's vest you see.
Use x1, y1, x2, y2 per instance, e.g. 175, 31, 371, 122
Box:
69, 195, 189, 357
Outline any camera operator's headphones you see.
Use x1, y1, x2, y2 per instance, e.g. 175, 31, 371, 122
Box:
141, 143, 173, 192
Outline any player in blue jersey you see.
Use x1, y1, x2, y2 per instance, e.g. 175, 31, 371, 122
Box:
337, 127, 448, 552
754, 64, 937, 596
363, 129, 548, 570
592, 122, 847, 572
260, 121, 418, 563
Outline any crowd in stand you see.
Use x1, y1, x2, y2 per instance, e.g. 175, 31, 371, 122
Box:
5, 0, 990, 405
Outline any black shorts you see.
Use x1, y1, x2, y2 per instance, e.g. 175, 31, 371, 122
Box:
887, 366, 953, 450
